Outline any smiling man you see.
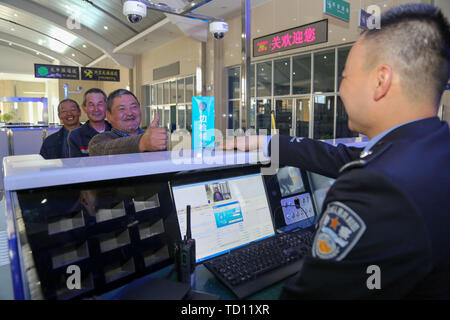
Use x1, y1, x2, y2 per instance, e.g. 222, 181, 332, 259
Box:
40, 99, 81, 159
68, 88, 112, 157
88, 89, 168, 156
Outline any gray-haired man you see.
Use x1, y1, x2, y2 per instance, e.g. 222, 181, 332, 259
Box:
88, 89, 167, 156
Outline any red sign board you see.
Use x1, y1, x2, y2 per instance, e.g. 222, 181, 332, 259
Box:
253, 19, 328, 57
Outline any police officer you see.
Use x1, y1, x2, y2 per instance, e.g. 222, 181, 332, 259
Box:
228, 3, 450, 299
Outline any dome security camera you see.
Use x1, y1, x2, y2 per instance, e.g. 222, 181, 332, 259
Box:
123, 1, 147, 24
209, 21, 229, 40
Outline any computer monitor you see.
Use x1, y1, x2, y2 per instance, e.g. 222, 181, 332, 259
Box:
171, 172, 275, 263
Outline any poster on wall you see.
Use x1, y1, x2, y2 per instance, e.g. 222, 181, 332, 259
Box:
192, 96, 215, 149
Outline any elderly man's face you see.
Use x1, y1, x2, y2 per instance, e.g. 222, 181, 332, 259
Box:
83, 92, 107, 123
58, 100, 81, 127
339, 37, 374, 135
107, 94, 141, 134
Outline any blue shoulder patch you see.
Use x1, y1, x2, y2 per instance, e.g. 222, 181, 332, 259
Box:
312, 201, 366, 261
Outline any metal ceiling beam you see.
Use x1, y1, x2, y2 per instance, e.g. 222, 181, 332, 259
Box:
0, 0, 134, 68
0, 31, 80, 66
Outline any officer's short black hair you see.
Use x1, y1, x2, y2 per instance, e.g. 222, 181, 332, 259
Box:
106, 89, 140, 112
361, 4, 450, 102
82, 88, 107, 107
57, 99, 80, 113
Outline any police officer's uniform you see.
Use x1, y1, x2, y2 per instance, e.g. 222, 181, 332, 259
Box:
270, 116, 450, 299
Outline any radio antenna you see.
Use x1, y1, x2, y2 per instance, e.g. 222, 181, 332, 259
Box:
186, 205, 192, 240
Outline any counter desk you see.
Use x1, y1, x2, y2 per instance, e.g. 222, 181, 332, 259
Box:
2, 137, 367, 300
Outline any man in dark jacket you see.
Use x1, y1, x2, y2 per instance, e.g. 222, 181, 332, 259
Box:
39, 99, 81, 159
68, 88, 111, 157
88, 89, 167, 156
227, 4, 450, 299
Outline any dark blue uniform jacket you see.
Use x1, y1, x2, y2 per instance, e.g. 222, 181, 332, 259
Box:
39, 126, 69, 160
272, 117, 450, 299
68, 120, 111, 157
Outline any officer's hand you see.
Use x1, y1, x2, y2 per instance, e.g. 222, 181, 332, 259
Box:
139, 114, 168, 152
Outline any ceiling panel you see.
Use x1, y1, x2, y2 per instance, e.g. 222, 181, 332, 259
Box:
116, 22, 185, 55
0, 39, 54, 63
0, 4, 104, 62
29, 0, 168, 46
0, 19, 93, 66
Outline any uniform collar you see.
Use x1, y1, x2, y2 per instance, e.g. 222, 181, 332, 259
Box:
360, 117, 436, 158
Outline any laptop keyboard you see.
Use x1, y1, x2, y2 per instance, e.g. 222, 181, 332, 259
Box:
204, 229, 314, 299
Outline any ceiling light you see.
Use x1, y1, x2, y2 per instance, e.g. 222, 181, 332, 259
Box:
104, 26, 108, 30
36, 52, 40, 55
10, 28, 15, 31
14, 13, 18, 17
82, 44, 87, 48
72, 53, 75, 57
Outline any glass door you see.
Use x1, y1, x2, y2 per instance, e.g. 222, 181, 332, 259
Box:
256, 99, 272, 135
177, 105, 185, 129
295, 98, 311, 138
275, 99, 293, 136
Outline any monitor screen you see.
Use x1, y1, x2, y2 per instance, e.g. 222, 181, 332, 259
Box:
172, 173, 275, 263
277, 166, 305, 197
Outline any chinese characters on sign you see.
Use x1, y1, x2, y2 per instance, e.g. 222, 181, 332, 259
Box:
324, 0, 351, 22
81, 67, 120, 82
253, 20, 328, 57
34, 64, 80, 80
192, 96, 215, 149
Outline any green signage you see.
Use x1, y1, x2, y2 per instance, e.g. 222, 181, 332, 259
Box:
34, 64, 80, 79
324, 0, 350, 22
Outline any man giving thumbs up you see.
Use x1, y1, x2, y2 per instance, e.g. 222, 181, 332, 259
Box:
88, 89, 168, 156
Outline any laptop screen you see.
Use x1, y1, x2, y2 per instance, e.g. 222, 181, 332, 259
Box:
171, 173, 275, 263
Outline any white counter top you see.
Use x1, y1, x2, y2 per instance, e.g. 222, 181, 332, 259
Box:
3, 149, 268, 191
2, 137, 368, 192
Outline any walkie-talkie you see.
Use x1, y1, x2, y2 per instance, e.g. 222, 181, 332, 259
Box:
175, 205, 196, 285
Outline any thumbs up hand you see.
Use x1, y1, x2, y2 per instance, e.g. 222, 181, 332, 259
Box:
138, 113, 168, 152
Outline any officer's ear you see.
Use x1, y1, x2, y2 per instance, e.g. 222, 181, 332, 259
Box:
373, 64, 393, 101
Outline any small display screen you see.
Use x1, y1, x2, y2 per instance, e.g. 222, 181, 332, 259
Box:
277, 166, 305, 197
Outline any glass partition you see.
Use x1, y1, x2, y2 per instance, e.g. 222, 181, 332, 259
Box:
314, 50, 335, 93
295, 98, 310, 138
256, 99, 272, 135
275, 99, 293, 136
257, 62, 272, 97
274, 58, 290, 96
313, 95, 334, 139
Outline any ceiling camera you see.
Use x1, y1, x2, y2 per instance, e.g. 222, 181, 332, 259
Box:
209, 21, 229, 40
123, 1, 147, 24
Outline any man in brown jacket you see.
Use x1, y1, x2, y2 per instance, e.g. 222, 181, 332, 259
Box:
88, 89, 167, 156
